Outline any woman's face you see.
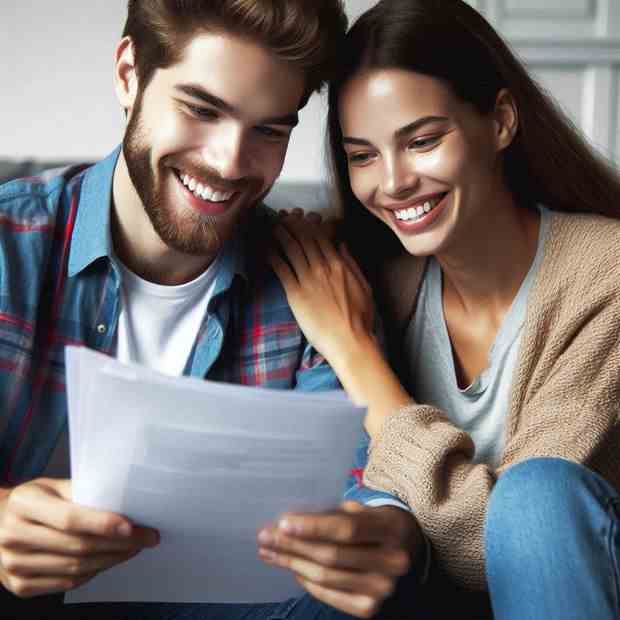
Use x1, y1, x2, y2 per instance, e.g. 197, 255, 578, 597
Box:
339, 68, 510, 257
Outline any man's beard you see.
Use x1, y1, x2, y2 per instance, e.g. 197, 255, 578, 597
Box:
122, 94, 238, 258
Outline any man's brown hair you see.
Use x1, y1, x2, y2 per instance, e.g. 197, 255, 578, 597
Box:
122, 0, 348, 107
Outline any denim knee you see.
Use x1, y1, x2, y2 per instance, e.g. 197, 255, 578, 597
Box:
484, 458, 620, 618
486, 457, 613, 545
486, 457, 617, 536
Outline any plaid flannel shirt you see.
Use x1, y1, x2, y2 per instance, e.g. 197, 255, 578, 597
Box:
0, 147, 401, 513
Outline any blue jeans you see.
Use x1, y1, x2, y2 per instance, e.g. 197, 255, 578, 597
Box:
485, 457, 620, 619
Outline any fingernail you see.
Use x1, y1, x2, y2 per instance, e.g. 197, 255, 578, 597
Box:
117, 522, 132, 537
278, 518, 299, 534
259, 548, 277, 561
258, 529, 273, 545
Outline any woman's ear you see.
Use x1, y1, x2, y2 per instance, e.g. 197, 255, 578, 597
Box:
493, 88, 518, 151
114, 36, 139, 115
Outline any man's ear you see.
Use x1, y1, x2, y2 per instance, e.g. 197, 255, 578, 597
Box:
493, 88, 518, 151
114, 36, 139, 114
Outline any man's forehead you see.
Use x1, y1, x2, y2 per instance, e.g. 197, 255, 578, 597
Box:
158, 30, 307, 118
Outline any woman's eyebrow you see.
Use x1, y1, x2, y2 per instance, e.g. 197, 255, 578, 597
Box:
342, 115, 449, 146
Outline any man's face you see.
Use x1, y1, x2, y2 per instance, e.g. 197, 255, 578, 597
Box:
122, 31, 306, 258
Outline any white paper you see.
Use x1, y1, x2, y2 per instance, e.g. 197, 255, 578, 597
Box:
64, 346, 365, 604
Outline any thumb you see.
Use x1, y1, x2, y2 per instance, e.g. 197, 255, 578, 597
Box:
39, 477, 73, 501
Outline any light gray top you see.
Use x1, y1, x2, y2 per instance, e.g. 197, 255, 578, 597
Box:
405, 206, 550, 466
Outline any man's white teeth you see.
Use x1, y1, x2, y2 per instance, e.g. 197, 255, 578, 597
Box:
395, 198, 440, 221
180, 173, 234, 203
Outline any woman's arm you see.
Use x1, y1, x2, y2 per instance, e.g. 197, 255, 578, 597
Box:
269, 213, 411, 436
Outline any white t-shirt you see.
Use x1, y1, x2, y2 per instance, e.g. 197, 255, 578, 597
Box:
116, 259, 219, 376
44, 258, 219, 478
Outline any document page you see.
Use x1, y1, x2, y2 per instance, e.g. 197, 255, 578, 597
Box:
64, 346, 365, 604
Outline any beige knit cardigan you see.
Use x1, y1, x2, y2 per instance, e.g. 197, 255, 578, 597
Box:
364, 210, 620, 590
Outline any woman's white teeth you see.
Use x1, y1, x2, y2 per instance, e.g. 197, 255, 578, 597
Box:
180, 173, 234, 203
395, 199, 438, 221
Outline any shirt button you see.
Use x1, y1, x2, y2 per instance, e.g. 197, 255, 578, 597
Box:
97, 324, 107, 334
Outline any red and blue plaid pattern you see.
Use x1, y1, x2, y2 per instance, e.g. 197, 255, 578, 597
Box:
0, 149, 338, 484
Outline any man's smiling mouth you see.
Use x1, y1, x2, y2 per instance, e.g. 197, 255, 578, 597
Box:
175, 169, 237, 204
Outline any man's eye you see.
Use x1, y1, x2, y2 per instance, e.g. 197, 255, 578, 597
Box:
255, 126, 287, 140
187, 105, 218, 120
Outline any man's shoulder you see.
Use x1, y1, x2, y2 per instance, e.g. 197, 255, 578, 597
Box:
0, 164, 90, 227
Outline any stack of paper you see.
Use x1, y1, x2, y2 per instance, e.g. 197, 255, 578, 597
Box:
64, 346, 365, 604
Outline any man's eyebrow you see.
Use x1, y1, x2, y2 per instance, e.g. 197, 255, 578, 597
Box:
175, 83, 299, 128
342, 115, 449, 146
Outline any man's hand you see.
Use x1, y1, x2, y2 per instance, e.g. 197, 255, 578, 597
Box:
257, 501, 422, 619
0, 478, 159, 598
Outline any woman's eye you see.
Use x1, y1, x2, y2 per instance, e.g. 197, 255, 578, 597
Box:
409, 136, 440, 149
347, 152, 374, 165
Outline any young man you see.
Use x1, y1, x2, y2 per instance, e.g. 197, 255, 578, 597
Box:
0, 2, 423, 618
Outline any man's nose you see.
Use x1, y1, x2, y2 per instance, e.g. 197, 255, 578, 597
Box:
203, 124, 249, 182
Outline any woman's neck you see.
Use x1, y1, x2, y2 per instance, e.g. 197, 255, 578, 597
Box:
436, 195, 541, 321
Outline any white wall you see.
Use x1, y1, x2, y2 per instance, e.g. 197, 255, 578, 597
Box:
1, 1, 618, 182
0, 0, 375, 183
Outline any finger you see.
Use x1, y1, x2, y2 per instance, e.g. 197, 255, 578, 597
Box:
259, 547, 395, 599
277, 508, 389, 545
1, 548, 140, 578
2, 571, 96, 599
290, 207, 304, 218
0, 518, 158, 556
312, 229, 342, 267
280, 218, 345, 284
272, 225, 311, 278
269, 251, 301, 291
339, 244, 372, 297
321, 217, 341, 240
296, 575, 383, 619
257, 527, 409, 576
305, 211, 323, 225
9, 481, 133, 539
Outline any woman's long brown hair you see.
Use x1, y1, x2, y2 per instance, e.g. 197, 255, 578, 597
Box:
327, 0, 620, 277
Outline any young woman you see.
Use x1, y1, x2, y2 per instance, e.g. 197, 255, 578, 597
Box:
265, 0, 620, 618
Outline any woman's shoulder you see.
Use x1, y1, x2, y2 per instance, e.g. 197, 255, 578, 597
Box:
539, 208, 619, 299
546, 209, 620, 257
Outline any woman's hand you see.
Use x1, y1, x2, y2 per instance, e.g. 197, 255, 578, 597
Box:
271, 210, 412, 436
270, 211, 376, 366
257, 501, 423, 619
